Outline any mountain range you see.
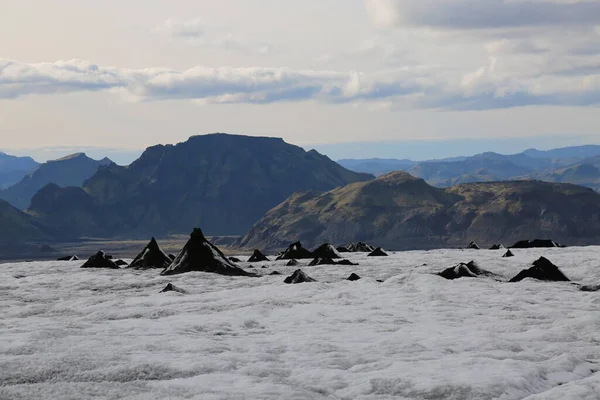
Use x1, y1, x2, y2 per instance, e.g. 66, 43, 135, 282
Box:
25, 134, 372, 239
1, 136, 600, 251
240, 171, 600, 250
338, 145, 600, 192
0, 153, 113, 210
0, 152, 39, 190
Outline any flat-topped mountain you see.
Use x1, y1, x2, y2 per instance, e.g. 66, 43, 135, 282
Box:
240, 171, 600, 250
29, 134, 373, 237
0, 153, 113, 209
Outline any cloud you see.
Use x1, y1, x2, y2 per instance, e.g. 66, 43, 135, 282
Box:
157, 18, 273, 55
1, 58, 599, 110
365, 0, 600, 30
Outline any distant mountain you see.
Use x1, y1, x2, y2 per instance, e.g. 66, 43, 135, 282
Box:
0, 151, 39, 189
0, 153, 113, 210
0, 198, 50, 243
337, 158, 417, 176
29, 134, 373, 238
240, 171, 600, 250
524, 163, 600, 192
522, 145, 600, 160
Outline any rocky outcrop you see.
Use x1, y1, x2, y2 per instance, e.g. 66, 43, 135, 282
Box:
467, 242, 480, 249
509, 257, 570, 282
438, 261, 494, 280
347, 273, 361, 281
57, 255, 79, 261
81, 251, 119, 269
368, 248, 388, 257
286, 259, 299, 266
502, 250, 515, 258
284, 269, 316, 284
275, 242, 313, 260
510, 239, 563, 249
160, 283, 187, 294
489, 244, 505, 250
311, 243, 342, 259
129, 238, 172, 270
308, 257, 337, 266
161, 228, 256, 277
248, 249, 270, 262
347, 242, 375, 253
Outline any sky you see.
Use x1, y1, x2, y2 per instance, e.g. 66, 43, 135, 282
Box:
1, 0, 600, 164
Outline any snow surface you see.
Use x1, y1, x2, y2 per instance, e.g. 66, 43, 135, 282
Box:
1, 246, 600, 399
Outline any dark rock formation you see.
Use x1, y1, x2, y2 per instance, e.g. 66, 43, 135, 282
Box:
160, 283, 187, 294
115, 259, 129, 266
311, 243, 342, 259
161, 228, 256, 276
368, 247, 388, 257
336, 246, 351, 253
129, 237, 172, 270
580, 285, 600, 292
81, 251, 120, 269
336, 259, 359, 266
308, 257, 337, 266
438, 261, 494, 280
467, 242, 480, 250
248, 249, 270, 262
347, 273, 361, 281
502, 250, 515, 258
347, 242, 375, 253
489, 244, 505, 250
261, 265, 268, 269
228, 257, 242, 263
286, 259, 299, 266
509, 257, 570, 282
168, 254, 176, 260
275, 242, 313, 260
510, 239, 563, 249
269, 271, 282, 275
284, 269, 316, 284
57, 255, 79, 261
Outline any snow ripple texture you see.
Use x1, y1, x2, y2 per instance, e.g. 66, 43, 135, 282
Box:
1, 247, 600, 399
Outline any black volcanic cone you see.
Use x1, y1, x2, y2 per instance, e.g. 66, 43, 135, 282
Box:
467, 242, 480, 250
336, 246, 351, 253
308, 257, 337, 266
115, 259, 129, 266
438, 261, 494, 280
347, 273, 361, 281
57, 255, 79, 261
286, 259, 299, 266
509, 257, 570, 282
81, 251, 119, 269
312, 243, 342, 259
129, 237, 172, 270
248, 249, 270, 262
160, 283, 187, 294
502, 250, 515, 258
276, 241, 313, 260
367, 247, 388, 257
489, 244, 505, 250
161, 228, 256, 276
284, 269, 317, 284
347, 242, 375, 252
510, 239, 562, 249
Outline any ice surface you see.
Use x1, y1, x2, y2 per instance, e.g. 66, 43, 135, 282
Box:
1, 246, 600, 399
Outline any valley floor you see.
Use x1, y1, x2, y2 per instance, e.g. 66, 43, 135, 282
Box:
1, 247, 600, 399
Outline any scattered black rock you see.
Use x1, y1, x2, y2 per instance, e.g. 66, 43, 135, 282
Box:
336, 246, 351, 253
248, 249, 270, 262
114, 259, 129, 266
161, 228, 257, 276
129, 237, 172, 270
368, 247, 388, 257
347, 273, 361, 281
311, 243, 342, 259
347, 242, 375, 252
276, 242, 313, 260
286, 259, 299, 266
509, 257, 570, 282
489, 244, 505, 250
510, 239, 563, 249
284, 269, 317, 284
437, 261, 494, 280
81, 251, 120, 269
580, 285, 600, 292
503, 250, 515, 258
261, 265, 268, 269
309, 257, 337, 266
13, 274, 26, 279
228, 257, 242, 263
376, 279, 385, 283
467, 242, 480, 250
247, 265, 255, 269
269, 271, 282, 275
160, 283, 187, 294
336, 259, 359, 266
57, 255, 79, 261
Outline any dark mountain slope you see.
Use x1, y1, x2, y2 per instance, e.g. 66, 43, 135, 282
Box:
0, 151, 39, 189
241, 172, 600, 250
30, 134, 373, 237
